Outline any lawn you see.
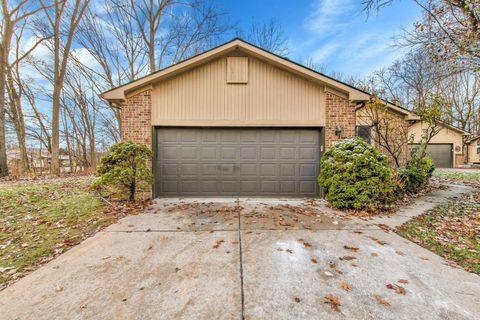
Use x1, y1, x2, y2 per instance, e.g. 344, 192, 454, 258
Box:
432, 168, 480, 185
397, 192, 480, 275
0, 176, 110, 289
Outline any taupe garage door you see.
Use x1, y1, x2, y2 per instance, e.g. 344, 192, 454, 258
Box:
155, 128, 322, 197
408, 144, 453, 168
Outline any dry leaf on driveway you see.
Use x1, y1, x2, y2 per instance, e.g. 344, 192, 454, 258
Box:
371, 252, 378, 257
398, 279, 409, 284
339, 280, 352, 291
311, 258, 318, 264
339, 256, 356, 261
375, 295, 390, 306
386, 283, 406, 294
324, 294, 341, 312
343, 245, 359, 252
213, 239, 224, 249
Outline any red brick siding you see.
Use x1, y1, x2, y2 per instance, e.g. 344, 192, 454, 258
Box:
120, 90, 152, 148
455, 154, 464, 168
325, 92, 356, 148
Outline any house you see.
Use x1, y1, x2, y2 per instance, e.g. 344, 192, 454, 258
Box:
408, 121, 470, 168
7, 147, 77, 174
466, 135, 480, 164
101, 38, 415, 197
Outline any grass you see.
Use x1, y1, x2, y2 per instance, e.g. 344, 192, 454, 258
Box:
397, 193, 480, 274
432, 168, 480, 181
0, 176, 110, 288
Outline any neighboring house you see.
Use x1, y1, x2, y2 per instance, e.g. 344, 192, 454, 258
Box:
7, 148, 76, 174
466, 136, 480, 164
408, 121, 470, 168
101, 38, 412, 197
355, 102, 417, 167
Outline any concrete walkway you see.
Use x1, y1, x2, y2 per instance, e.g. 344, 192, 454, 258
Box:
0, 188, 479, 320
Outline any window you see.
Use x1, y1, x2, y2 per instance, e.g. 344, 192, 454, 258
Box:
477, 147, 480, 155
356, 126, 372, 144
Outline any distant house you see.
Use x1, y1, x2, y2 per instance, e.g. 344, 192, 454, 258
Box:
7, 148, 76, 174
408, 121, 470, 168
466, 136, 480, 164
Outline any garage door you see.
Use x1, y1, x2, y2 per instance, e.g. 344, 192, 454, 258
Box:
408, 144, 453, 168
155, 128, 322, 197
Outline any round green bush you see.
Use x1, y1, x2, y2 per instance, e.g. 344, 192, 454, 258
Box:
318, 137, 395, 210
399, 155, 435, 194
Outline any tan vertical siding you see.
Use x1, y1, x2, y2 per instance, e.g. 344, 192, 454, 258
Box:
151, 55, 326, 126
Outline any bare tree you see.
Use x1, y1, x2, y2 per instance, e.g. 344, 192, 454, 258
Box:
36, 0, 90, 174
243, 18, 289, 56
363, 0, 480, 71
0, 0, 46, 176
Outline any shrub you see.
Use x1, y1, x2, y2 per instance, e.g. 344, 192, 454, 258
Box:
399, 154, 435, 194
92, 141, 153, 201
318, 137, 395, 210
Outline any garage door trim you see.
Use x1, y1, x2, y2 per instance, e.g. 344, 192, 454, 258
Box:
153, 126, 324, 198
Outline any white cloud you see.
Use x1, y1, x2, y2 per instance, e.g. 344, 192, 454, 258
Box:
305, 0, 355, 34
311, 42, 340, 64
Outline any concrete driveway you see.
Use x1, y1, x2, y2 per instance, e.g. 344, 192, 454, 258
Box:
1, 194, 479, 320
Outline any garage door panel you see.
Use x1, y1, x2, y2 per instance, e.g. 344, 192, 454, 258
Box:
180, 147, 198, 159
180, 164, 198, 177
260, 181, 277, 194
300, 181, 316, 194
299, 148, 316, 161
279, 148, 296, 161
280, 181, 296, 193
200, 147, 217, 160
408, 144, 453, 168
280, 164, 296, 177
260, 147, 276, 160
158, 146, 178, 160
155, 128, 321, 197
299, 164, 316, 177
239, 164, 257, 176
240, 147, 257, 161
200, 164, 219, 176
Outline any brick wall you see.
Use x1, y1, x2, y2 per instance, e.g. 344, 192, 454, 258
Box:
325, 91, 356, 148
455, 154, 464, 168
120, 89, 152, 148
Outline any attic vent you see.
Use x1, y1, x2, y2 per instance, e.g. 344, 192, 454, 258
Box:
226, 57, 248, 84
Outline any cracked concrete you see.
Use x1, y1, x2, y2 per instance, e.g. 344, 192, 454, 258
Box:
0, 187, 479, 320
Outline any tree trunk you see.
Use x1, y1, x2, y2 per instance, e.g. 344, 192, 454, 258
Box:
6, 69, 29, 174
0, 24, 10, 177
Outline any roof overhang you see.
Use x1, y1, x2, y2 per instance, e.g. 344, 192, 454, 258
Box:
101, 38, 371, 103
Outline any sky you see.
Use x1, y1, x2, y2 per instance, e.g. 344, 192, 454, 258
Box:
224, 0, 422, 78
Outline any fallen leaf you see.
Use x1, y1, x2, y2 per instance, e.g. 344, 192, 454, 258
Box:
378, 224, 391, 231
398, 279, 409, 284
396, 251, 406, 256
386, 283, 406, 294
294, 297, 301, 303
339, 256, 356, 261
55, 285, 63, 292
324, 294, 341, 312
328, 261, 336, 269
175, 267, 181, 272
213, 239, 225, 249
371, 252, 378, 257
343, 245, 359, 252
286, 249, 293, 254
311, 258, 318, 264
276, 248, 283, 251
79, 304, 87, 309
339, 280, 351, 291
375, 295, 390, 306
